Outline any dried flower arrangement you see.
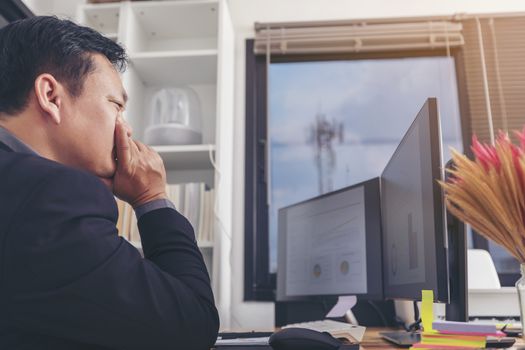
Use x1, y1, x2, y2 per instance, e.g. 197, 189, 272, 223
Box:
440, 130, 525, 262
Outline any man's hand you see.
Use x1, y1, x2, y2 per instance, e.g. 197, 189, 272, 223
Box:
110, 116, 168, 208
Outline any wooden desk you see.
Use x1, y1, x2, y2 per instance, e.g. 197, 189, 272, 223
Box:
361, 328, 399, 350
217, 327, 401, 349
360, 328, 525, 350
216, 327, 523, 349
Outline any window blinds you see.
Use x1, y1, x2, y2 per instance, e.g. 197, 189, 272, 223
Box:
461, 16, 525, 144
254, 14, 525, 145
254, 20, 464, 55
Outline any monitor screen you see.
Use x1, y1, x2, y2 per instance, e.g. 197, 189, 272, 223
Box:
276, 178, 383, 301
381, 98, 449, 302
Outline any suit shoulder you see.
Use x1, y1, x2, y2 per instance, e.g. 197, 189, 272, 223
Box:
5, 153, 80, 179
1, 152, 114, 207
0, 152, 118, 238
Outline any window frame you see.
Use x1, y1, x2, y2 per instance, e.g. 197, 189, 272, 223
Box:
244, 38, 474, 301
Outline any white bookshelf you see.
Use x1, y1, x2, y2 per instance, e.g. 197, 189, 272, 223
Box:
77, 0, 235, 295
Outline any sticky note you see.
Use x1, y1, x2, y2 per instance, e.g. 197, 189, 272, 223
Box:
421, 290, 434, 332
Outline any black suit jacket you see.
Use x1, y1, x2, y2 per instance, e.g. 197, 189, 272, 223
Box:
0, 142, 219, 349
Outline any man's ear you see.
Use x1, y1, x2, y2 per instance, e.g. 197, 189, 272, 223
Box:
34, 73, 64, 125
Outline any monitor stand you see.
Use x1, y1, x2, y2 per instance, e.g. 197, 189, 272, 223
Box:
324, 295, 359, 324
344, 309, 359, 325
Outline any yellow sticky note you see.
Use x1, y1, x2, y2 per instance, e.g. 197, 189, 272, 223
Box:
421, 290, 434, 332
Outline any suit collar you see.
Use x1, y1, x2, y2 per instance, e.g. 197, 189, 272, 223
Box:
0, 126, 38, 155
0, 141, 13, 152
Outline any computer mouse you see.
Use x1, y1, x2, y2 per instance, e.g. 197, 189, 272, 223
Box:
269, 327, 342, 350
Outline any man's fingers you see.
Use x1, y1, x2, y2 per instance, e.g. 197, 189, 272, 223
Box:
134, 140, 147, 152
115, 117, 131, 168
130, 139, 140, 153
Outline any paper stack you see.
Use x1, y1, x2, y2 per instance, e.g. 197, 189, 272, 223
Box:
411, 290, 505, 349
412, 321, 506, 349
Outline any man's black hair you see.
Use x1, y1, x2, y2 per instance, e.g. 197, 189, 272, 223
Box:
0, 16, 127, 115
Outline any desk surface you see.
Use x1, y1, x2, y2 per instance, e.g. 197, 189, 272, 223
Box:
361, 328, 399, 350
217, 327, 524, 349
361, 328, 525, 350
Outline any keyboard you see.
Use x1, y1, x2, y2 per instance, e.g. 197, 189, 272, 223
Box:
282, 319, 366, 342
217, 331, 273, 339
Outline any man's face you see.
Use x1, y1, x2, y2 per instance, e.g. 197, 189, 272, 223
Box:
54, 54, 127, 179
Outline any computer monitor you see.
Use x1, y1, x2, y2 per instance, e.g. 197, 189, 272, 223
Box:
276, 177, 383, 302
380, 97, 449, 303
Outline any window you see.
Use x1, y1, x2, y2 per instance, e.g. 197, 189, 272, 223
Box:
245, 41, 468, 300
268, 57, 463, 272
245, 14, 525, 300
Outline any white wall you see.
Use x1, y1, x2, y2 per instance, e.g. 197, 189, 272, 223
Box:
227, 0, 525, 329
228, 0, 525, 33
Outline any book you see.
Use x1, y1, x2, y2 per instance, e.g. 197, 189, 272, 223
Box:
437, 330, 506, 337
115, 199, 125, 236
115, 183, 215, 248
421, 332, 486, 348
411, 344, 482, 350
432, 321, 497, 335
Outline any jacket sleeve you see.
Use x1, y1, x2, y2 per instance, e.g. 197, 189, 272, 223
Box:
5, 167, 219, 350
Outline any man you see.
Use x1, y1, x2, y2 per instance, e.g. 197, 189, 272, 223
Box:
0, 16, 219, 349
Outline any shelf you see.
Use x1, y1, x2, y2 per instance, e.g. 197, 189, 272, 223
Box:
198, 241, 214, 249
104, 32, 118, 41
81, 3, 120, 34
130, 50, 218, 85
130, 0, 218, 40
83, 3, 120, 10
152, 144, 215, 171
